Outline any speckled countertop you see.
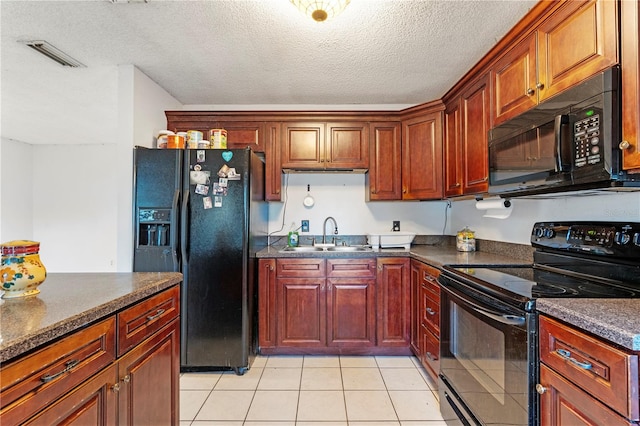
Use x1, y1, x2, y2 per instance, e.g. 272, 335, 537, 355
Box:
537, 299, 640, 351
256, 242, 533, 268
0, 272, 182, 363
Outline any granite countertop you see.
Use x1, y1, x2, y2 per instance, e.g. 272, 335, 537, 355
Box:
537, 299, 640, 351
0, 272, 183, 363
257, 243, 532, 268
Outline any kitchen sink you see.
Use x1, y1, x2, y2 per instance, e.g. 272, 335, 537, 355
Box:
279, 246, 324, 252
326, 246, 372, 252
279, 245, 373, 253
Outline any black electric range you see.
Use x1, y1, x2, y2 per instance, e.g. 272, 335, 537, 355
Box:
437, 222, 640, 426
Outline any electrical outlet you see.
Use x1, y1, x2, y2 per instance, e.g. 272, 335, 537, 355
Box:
392, 221, 400, 232
301, 220, 309, 232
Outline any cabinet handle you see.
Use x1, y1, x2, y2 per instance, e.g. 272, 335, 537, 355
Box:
426, 351, 438, 361
526, 88, 535, 96
146, 308, 165, 322
426, 307, 436, 316
535, 383, 547, 395
40, 359, 80, 383
536, 82, 545, 90
619, 140, 631, 150
122, 374, 131, 384
111, 383, 121, 393
555, 348, 592, 370
266, 264, 274, 271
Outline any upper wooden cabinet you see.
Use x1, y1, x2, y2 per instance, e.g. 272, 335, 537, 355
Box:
165, 112, 266, 152
621, 0, 640, 171
367, 122, 402, 201
264, 122, 282, 201
492, 0, 618, 126
281, 122, 369, 170
402, 111, 443, 200
444, 74, 490, 197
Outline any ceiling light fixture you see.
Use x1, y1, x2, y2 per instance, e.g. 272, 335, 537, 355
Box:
19, 40, 86, 68
290, 0, 351, 22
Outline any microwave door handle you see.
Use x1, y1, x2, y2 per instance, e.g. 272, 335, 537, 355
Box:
554, 114, 571, 172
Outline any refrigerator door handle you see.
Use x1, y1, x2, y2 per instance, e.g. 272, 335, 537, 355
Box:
181, 189, 190, 267
170, 189, 180, 271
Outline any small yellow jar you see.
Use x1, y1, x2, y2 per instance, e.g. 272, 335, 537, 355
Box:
1, 240, 47, 299
456, 227, 476, 252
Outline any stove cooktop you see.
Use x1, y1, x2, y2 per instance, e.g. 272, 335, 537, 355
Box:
449, 265, 640, 300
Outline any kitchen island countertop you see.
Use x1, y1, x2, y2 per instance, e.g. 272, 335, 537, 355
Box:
0, 272, 182, 363
537, 299, 640, 351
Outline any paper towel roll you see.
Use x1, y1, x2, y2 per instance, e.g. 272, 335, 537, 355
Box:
475, 198, 513, 219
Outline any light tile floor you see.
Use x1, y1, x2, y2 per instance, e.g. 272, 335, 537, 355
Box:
180, 355, 446, 426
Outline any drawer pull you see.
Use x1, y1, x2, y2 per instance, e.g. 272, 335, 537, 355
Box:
426, 307, 436, 316
146, 308, 165, 322
556, 348, 592, 370
40, 359, 80, 383
426, 351, 438, 361
535, 384, 547, 395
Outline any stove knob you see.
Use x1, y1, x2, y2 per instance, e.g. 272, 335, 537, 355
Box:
633, 233, 640, 246
543, 228, 555, 239
615, 231, 631, 245
533, 227, 544, 238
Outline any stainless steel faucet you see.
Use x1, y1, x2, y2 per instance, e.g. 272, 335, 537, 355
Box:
322, 216, 339, 245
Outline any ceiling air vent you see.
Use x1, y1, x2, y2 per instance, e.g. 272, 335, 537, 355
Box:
19, 40, 86, 68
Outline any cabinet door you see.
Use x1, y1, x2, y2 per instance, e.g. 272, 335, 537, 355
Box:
216, 121, 265, 152
326, 122, 369, 169
409, 261, 423, 356
401, 112, 443, 200
376, 258, 410, 347
539, 364, 634, 426
265, 122, 282, 201
258, 259, 277, 349
537, 0, 618, 102
327, 277, 376, 347
277, 278, 326, 347
281, 122, 325, 169
621, 0, 640, 170
367, 122, 402, 200
461, 74, 490, 194
492, 34, 538, 126
443, 100, 463, 197
22, 365, 118, 426
118, 320, 180, 426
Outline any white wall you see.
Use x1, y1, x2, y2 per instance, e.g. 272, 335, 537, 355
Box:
0, 65, 179, 272
268, 173, 450, 238
449, 191, 640, 244
1, 139, 34, 241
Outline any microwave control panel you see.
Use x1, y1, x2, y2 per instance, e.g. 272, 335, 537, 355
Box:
573, 110, 602, 168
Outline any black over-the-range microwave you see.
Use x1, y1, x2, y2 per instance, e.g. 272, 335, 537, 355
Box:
488, 65, 640, 197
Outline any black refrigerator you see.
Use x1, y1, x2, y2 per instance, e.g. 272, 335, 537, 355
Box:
133, 147, 268, 374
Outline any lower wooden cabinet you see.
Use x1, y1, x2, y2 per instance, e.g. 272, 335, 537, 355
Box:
0, 285, 181, 426
410, 259, 441, 385
538, 315, 639, 426
258, 257, 410, 354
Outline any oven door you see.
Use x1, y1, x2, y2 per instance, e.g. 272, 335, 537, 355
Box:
438, 274, 537, 426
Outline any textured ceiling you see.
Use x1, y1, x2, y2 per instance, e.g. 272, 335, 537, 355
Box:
1, 0, 537, 144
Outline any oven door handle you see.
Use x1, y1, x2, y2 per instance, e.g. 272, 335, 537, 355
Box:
441, 280, 527, 326
469, 305, 526, 326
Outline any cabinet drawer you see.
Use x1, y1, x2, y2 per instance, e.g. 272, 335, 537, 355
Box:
117, 285, 180, 356
539, 316, 639, 420
277, 258, 326, 278
327, 258, 376, 278
422, 325, 440, 384
0, 317, 116, 425
539, 364, 634, 426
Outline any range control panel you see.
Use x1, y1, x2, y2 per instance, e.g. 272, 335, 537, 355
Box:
531, 222, 640, 258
